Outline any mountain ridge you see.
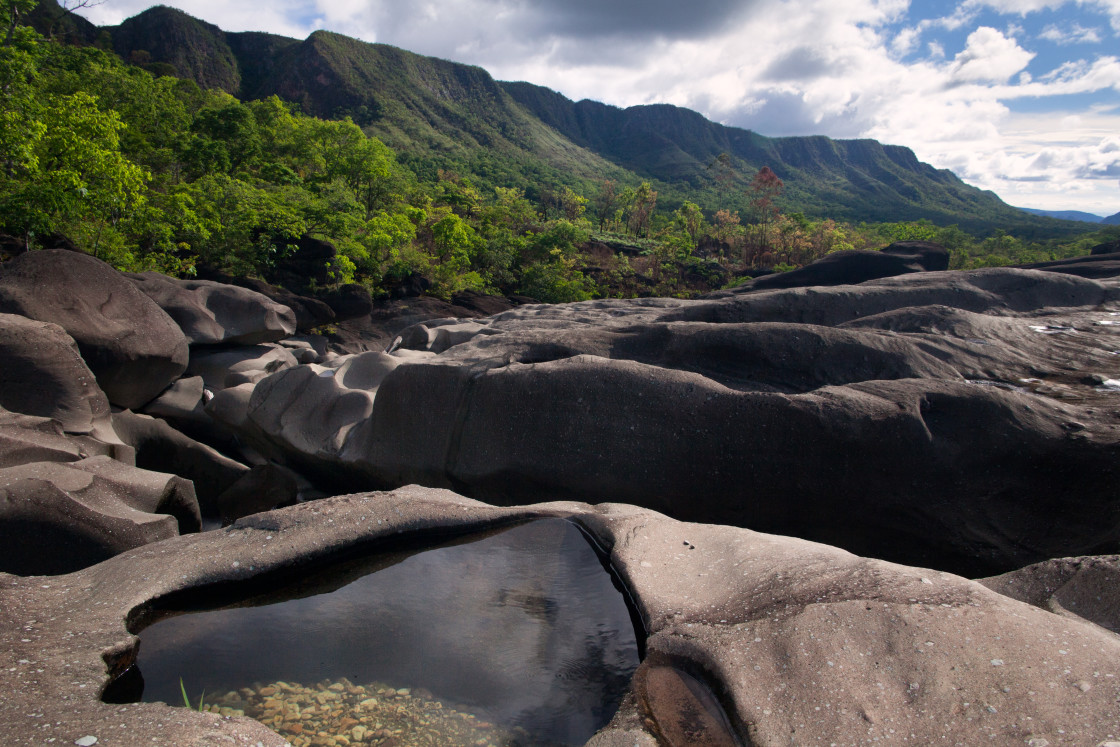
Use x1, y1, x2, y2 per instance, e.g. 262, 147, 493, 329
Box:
1018, 207, 1105, 223
35, 1, 1090, 234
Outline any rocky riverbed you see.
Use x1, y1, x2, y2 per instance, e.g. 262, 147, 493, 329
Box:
2, 244, 1120, 745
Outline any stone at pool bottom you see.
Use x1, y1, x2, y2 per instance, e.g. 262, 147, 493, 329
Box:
204, 677, 536, 747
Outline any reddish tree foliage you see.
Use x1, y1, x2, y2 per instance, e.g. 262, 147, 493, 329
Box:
749, 166, 784, 224
747, 166, 784, 263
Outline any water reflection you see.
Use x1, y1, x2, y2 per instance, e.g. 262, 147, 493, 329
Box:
130, 518, 640, 745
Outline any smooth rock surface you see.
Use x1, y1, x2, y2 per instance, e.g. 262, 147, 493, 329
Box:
326, 268, 1120, 575
0, 251, 188, 409
202, 267, 1120, 575
733, 240, 949, 294
1, 487, 1118, 746
185, 343, 299, 391
0, 409, 127, 469
111, 410, 249, 515
981, 555, 1120, 634
745, 247, 931, 291
127, 272, 297, 345
0, 313, 117, 439
0, 456, 199, 575
206, 352, 403, 487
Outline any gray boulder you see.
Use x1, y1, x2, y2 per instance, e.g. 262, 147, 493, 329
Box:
361, 356, 1118, 575
207, 267, 1120, 574
215, 463, 299, 525
207, 352, 402, 487
342, 268, 1120, 575
111, 410, 249, 515
0, 251, 188, 409
0, 313, 118, 442
186, 343, 299, 391
743, 240, 948, 292
111, 410, 297, 522
1020, 252, 1120, 279
126, 272, 297, 345
880, 239, 950, 270
0, 456, 199, 575
690, 266, 1113, 323
0, 409, 128, 468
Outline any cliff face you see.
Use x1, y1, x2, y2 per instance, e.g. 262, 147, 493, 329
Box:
108, 6, 241, 92
502, 81, 1042, 228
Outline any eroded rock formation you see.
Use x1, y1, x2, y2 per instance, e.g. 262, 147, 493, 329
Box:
1, 488, 1117, 746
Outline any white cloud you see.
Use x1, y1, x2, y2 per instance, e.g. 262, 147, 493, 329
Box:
949, 27, 1035, 83
891, 26, 922, 57
964, 0, 1120, 31
77, 0, 315, 37
1039, 22, 1104, 42
963, 0, 1070, 13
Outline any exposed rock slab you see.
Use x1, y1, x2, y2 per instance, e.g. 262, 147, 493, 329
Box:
744, 241, 946, 291
1021, 251, 1120, 279
1, 488, 1118, 746
186, 343, 299, 391
981, 555, 1120, 634
0, 409, 124, 468
126, 272, 297, 345
0, 456, 199, 575
111, 410, 248, 513
173, 266, 1120, 575
0, 313, 118, 442
0, 251, 188, 409
362, 356, 1118, 575
205, 352, 403, 488
326, 292, 521, 353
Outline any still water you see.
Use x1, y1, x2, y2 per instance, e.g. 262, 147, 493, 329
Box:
128, 518, 641, 746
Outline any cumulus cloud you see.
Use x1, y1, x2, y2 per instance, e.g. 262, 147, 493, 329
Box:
949, 27, 1036, 83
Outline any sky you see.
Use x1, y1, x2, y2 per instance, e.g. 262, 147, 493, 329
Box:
75, 0, 1120, 217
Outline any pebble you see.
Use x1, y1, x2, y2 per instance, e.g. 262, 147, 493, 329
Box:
202, 676, 542, 746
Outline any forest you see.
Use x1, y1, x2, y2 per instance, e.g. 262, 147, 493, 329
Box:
2, 0, 1117, 304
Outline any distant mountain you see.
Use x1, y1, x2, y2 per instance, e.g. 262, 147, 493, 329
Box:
503, 82, 1064, 231
1103, 211, 1120, 226
30, 1, 1092, 235
26, 0, 99, 45
1018, 207, 1103, 223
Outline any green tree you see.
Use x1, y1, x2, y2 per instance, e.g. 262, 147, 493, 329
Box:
626, 182, 658, 237
189, 100, 261, 173
180, 174, 304, 276
707, 152, 735, 210
342, 135, 397, 219
557, 186, 587, 222
675, 201, 705, 247
593, 179, 620, 230
0, 89, 148, 251
430, 211, 478, 270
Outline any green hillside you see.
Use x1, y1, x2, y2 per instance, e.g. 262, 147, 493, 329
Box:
50, 1, 1084, 236
502, 82, 1067, 234
4, 0, 1112, 307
